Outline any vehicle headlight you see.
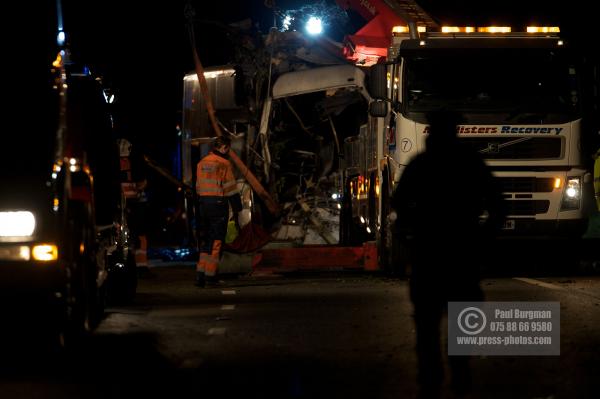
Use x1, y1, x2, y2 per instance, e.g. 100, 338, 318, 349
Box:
0, 211, 36, 238
560, 177, 581, 210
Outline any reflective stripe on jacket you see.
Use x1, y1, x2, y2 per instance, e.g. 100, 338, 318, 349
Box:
196, 152, 239, 197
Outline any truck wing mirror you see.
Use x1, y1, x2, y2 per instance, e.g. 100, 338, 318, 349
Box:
369, 100, 388, 118
368, 64, 388, 100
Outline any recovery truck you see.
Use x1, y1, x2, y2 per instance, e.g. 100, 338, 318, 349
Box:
358, 24, 600, 272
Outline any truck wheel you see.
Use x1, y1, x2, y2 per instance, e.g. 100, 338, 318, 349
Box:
56, 254, 95, 350
58, 203, 102, 349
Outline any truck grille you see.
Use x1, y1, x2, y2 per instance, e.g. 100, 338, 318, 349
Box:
497, 177, 556, 193
505, 200, 550, 216
460, 137, 562, 159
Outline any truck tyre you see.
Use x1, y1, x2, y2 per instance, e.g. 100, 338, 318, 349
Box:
58, 201, 103, 349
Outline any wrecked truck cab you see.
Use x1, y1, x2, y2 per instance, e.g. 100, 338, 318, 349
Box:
181, 64, 380, 247
261, 65, 374, 244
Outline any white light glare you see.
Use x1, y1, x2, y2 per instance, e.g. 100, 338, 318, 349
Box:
331, 193, 340, 200
105, 93, 114, 103
103, 90, 115, 104
282, 15, 294, 31
57, 31, 65, 46
566, 178, 581, 199
306, 17, 323, 35
20, 246, 31, 261
0, 211, 36, 237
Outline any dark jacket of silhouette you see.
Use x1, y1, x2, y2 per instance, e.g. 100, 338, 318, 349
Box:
392, 111, 505, 280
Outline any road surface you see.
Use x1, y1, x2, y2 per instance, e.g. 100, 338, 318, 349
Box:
1, 264, 600, 398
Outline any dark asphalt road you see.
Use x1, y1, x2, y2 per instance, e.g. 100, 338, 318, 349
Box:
1, 265, 600, 398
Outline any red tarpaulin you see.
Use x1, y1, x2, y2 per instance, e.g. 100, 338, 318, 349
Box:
224, 222, 272, 253
336, 0, 406, 65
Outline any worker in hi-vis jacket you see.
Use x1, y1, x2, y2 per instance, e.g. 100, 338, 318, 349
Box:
195, 136, 241, 287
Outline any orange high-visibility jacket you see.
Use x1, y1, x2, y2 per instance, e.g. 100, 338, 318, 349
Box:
196, 152, 239, 198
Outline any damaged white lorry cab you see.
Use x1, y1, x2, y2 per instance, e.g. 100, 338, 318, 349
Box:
182, 64, 378, 246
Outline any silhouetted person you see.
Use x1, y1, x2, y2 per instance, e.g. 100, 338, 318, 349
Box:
392, 111, 505, 398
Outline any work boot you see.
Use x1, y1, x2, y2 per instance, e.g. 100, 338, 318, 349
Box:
195, 272, 205, 287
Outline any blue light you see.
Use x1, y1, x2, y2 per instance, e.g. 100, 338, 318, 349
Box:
306, 16, 323, 35
57, 31, 65, 46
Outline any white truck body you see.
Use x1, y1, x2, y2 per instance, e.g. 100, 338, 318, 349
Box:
380, 29, 596, 238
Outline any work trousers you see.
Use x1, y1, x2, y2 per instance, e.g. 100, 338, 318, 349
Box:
196, 197, 228, 277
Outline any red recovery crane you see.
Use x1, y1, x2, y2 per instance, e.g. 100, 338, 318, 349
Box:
335, 0, 438, 65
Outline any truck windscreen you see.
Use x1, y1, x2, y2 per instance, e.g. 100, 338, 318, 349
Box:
403, 48, 580, 123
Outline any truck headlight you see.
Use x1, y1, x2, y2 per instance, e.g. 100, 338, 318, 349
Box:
560, 177, 581, 210
0, 211, 36, 238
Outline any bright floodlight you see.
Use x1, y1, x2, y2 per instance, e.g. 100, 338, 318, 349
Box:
306, 17, 323, 35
